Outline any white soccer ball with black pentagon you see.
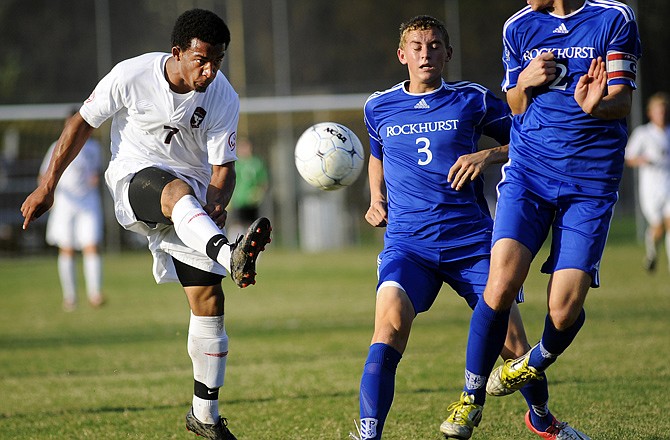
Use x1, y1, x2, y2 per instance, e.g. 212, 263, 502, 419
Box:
294, 122, 365, 191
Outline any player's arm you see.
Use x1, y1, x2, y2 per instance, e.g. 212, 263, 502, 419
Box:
448, 145, 509, 190
575, 57, 633, 120
506, 52, 557, 115
625, 155, 650, 168
365, 155, 388, 227
21, 112, 94, 229
624, 135, 651, 167
205, 162, 236, 229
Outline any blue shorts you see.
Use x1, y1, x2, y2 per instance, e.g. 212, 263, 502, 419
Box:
493, 162, 618, 287
376, 244, 489, 314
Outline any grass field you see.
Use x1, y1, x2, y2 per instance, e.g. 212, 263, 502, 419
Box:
1, 234, 669, 439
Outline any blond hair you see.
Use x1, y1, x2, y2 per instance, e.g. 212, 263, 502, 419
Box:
648, 92, 669, 110
398, 15, 450, 50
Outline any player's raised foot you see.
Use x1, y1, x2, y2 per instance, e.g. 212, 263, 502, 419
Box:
486, 349, 543, 396
440, 392, 482, 439
185, 408, 237, 440
230, 217, 272, 288
525, 411, 590, 440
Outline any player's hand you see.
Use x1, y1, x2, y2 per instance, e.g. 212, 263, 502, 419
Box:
448, 151, 486, 190
20, 186, 54, 230
575, 57, 607, 115
365, 200, 388, 227
518, 52, 557, 88
204, 202, 228, 229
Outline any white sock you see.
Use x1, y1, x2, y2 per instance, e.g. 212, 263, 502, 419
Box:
187, 312, 229, 424
665, 232, 670, 270
57, 253, 77, 304
171, 195, 231, 271
83, 253, 102, 300
192, 396, 219, 425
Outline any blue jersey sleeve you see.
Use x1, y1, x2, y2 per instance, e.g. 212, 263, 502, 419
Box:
481, 91, 512, 145
606, 17, 641, 88
501, 23, 522, 92
364, 95, 383, 160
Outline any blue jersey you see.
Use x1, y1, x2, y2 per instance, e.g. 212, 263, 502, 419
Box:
364, 79, 511, 252
502, 0, 641, 191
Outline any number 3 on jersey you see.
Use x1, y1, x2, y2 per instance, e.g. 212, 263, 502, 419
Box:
417, 137, 432, 166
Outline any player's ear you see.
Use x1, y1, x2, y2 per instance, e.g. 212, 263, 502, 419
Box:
446, 45, 453, 62
397, 48, 408, 65
172, 46, 182, 60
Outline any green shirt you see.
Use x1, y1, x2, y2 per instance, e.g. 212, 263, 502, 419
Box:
231, 156, 268, 208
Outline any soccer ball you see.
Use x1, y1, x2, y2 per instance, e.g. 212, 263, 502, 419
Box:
294, 122, 365, 191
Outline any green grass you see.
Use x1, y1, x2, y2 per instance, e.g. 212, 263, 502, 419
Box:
0, 237, 669, 439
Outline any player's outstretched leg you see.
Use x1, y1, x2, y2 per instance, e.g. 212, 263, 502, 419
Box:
186, 408, 237, 440
440, 392, 483, 439
524, 411, 590, 440
230, 217, 272, 288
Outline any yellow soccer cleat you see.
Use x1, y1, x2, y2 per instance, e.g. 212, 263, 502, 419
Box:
440, 392, 483, 439
486, 350, 544, 396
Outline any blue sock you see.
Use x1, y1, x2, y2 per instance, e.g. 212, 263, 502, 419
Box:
529, 309, 586, 371
359, 343, 402, 440
519, 373, 553, 431
464, 300, 510, 405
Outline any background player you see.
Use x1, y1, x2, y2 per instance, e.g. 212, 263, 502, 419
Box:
40, 110, 105, 311
351, 15, 577, 440
442, 1, 640, 439
227, 137, 268, 239
21, 9, 271, 440
625, 92, 670, 273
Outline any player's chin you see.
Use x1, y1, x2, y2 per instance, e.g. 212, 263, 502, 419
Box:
194, 83, 210, 93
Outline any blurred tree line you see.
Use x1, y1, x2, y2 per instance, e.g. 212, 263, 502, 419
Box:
0, 0, 665, 251
1, 0, 666, 105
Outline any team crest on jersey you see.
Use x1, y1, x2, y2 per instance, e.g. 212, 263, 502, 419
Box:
191, 107, 207, 128
360, 418, 378, 439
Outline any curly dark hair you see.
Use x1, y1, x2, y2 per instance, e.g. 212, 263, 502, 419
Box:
171, 9, 231, 50
399, 15, 450, 49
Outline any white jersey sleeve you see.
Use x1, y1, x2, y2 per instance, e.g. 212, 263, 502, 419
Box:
79, 63, 127, 129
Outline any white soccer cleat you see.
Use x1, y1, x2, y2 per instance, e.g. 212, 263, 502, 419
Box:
525, 411, 590, 439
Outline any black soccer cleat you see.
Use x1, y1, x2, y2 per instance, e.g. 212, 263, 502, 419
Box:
643, 256, 657, 273
185, 408, 237, 440
230, 217, 272, 288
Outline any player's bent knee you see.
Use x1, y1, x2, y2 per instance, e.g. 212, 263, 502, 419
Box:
548, 307, 584, 331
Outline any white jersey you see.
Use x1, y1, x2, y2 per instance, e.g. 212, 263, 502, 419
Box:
41, 138, 103, 249
626, 122, 670, 224
79, 52, 240, 282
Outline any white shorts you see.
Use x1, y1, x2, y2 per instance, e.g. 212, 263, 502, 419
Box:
639, 187, 670, 226
46, 193, 102, 249
105, 159, 226, 284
